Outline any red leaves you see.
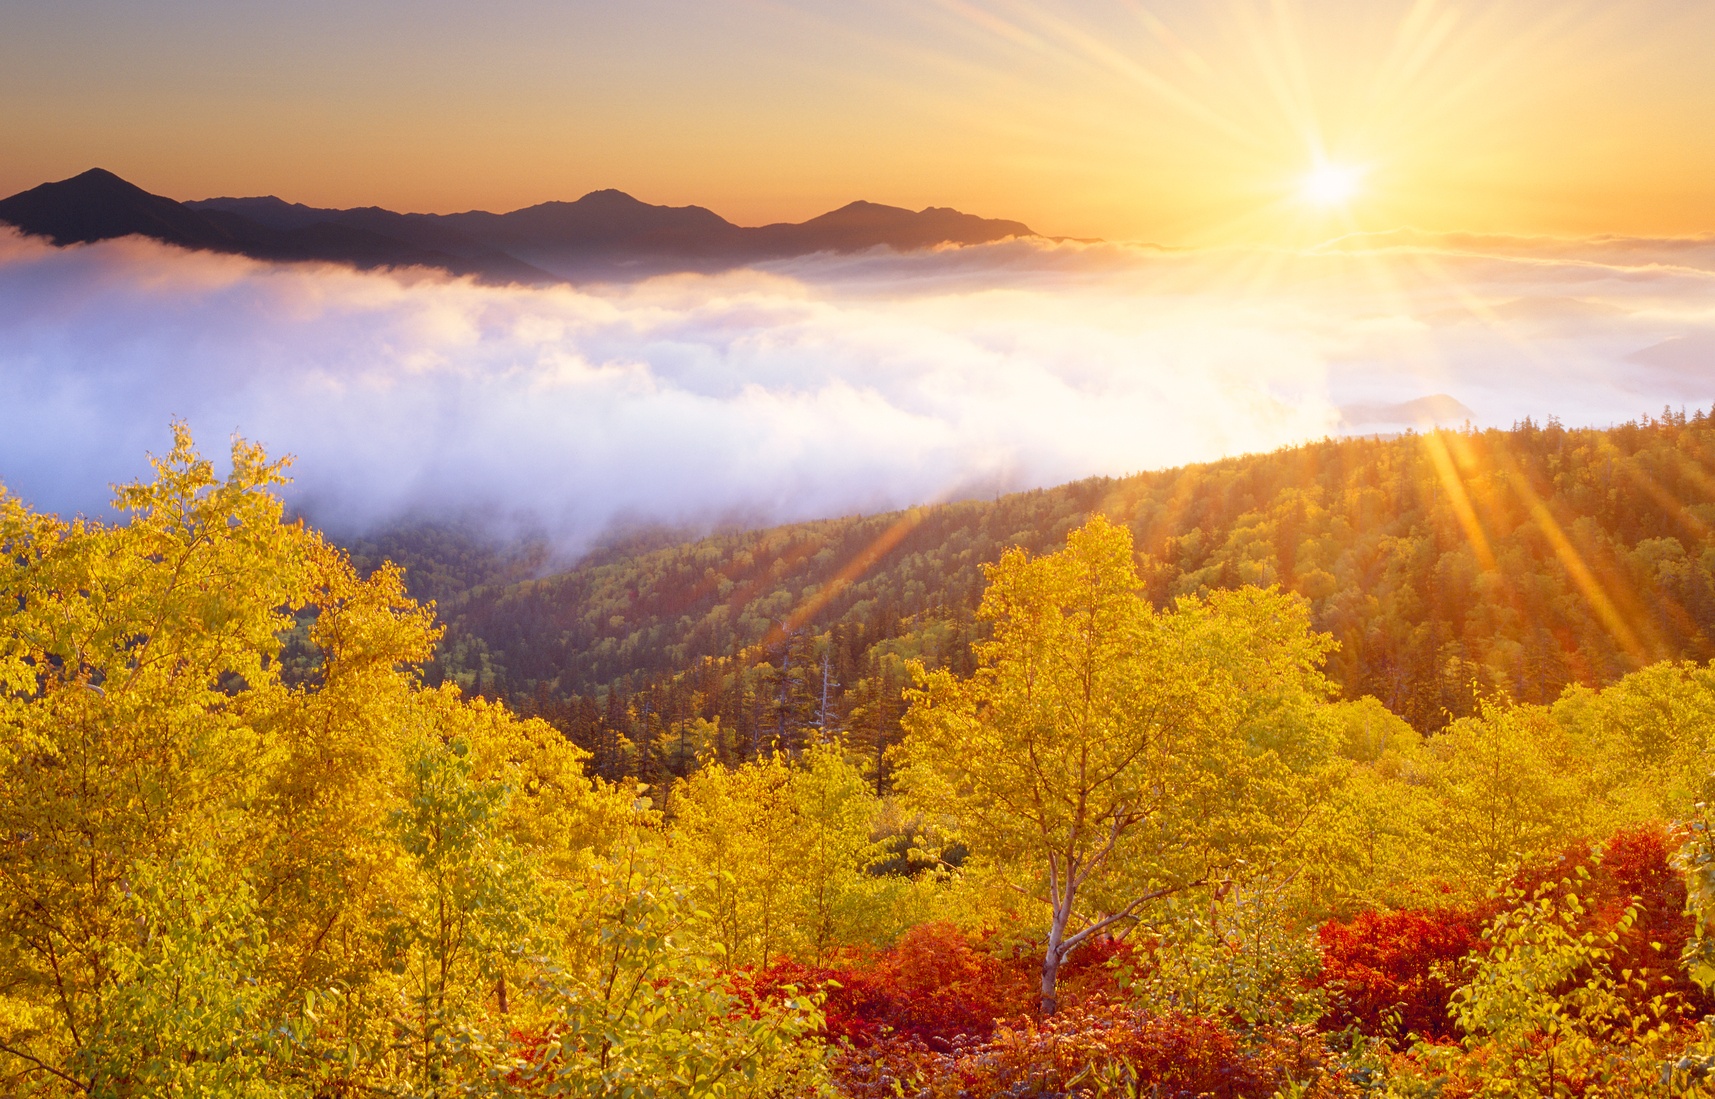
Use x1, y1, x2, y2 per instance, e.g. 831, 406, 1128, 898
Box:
751, 922, 1136, 1050
828, 1006, 1345, 1099
1584, 824, 1698, 1007
1316, 824, 1711, 1042
756, 923, 1036, 1045
1315, 906, 1484, 1040
1507, 823, 1708, 1016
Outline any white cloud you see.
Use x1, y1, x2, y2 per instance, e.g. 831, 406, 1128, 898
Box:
0, 228, 1709, 547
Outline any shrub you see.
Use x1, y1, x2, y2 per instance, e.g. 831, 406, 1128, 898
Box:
758, 923, 1038, 1046
1315, 906, 1484, 1040
829, 1005, 1357, 1099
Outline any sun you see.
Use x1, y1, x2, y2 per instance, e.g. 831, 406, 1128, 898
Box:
1301, 162, 1365, 208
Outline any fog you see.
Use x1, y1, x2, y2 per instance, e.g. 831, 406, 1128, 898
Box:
0, 227, 1709, 548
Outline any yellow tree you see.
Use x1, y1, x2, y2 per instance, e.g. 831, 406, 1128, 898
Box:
0, 427, 328, 1094
788, 744, 885, 963
0, 427, 837, 1096
896, 516, 1335, 1014
1421, 696, 1607, 891
665, 755, 801, 967
665, 743, 883, 967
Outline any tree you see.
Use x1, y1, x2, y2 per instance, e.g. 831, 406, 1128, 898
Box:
518, 830, 831, 1099
788, 744, 885, 962
0, 427, 818, 1096
896, 516, 1334, 1014
1424, 696, 1607, 889
665, 744, 883, 967
0, 426, 341, 1093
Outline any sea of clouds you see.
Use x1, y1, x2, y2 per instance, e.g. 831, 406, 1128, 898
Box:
0, 227, 1710, 548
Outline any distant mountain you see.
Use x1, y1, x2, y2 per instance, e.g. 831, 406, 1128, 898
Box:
0, 168, 251, 252
749, 201, 1033, 256
0, 169, 556, 285
1339, 394, 1476, 429
0, 168, 1042, 283
437, 189, 739, 251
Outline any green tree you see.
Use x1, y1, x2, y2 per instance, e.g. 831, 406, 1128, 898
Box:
1451, 874, 1677, 1098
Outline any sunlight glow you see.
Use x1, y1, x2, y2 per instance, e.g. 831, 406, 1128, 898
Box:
1301, 163, 1365, 208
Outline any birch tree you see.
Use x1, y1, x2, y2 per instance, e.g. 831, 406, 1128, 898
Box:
897, 516, 1333, 1013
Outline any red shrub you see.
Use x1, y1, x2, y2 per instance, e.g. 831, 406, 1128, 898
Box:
1315, 906, 1484, 1040
830, 1006, 1354, 1099
756, 923, 1036, 1046
754, 923, 1133, 1049
1318, 824, 1710, 1043
1594, 825, 1703, 1011
1507, 823, 1708, 1017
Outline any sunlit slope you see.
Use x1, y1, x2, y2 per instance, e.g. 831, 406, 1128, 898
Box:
409, 412, 1715, 731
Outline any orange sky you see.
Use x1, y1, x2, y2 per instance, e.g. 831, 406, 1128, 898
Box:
5, 0, 1715, 244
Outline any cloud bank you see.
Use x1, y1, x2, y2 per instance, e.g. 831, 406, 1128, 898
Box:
0, 228, 1710, 548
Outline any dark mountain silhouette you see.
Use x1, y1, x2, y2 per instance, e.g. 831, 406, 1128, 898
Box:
181, 195, 345, 232
750, 201, 1033, 255
0, 168, 255, 251
0, 168, 1041, 282
0, 169, 556, 285
440, 189, 740, 250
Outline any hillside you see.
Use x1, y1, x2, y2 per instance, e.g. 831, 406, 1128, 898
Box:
18, 426, 1715, 1097
366, 410, 1715, 777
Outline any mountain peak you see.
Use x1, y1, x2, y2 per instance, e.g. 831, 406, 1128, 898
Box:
0, 167, 241, 250
576, 188, 645, 204
66, 166, 131, 185
28, 168, 160, 204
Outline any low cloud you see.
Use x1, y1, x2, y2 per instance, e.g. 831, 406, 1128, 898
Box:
0, 228, 1709, 548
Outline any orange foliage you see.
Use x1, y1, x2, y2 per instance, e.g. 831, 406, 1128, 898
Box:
1506, 823, 1709, 1016
754, 923, 1134, 1048
829, 1005, 1357, 1099
1316, 906, 1485, 1040
1318, 823, 1710, 1047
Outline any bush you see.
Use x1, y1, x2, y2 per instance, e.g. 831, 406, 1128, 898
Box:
1316, 906, 1484, 1040
828, 1005, 1356, 1099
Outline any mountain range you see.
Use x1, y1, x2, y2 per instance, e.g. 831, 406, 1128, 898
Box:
0, 169, 1039, 283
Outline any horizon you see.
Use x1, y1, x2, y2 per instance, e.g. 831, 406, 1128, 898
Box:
4, 165, 1040, 234
25, 164, 1715, 250
8, 1, 1715, 245
2, 0, 1713, 552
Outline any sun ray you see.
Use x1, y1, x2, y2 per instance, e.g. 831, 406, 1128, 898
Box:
1420, 430, 1497, 572
764, 506, 932, 649
1617, 453, 1713, 543
1483, 443, 1655, 666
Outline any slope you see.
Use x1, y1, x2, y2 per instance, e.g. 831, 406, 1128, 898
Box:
390, 412, 1715, 751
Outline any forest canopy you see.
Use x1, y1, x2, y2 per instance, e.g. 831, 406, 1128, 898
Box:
6, 427, 1715, 1097
393, 410, 1715, 786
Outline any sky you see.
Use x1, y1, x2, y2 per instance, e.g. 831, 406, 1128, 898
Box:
5, 0, 1715, 243
3, 1, 1714, 546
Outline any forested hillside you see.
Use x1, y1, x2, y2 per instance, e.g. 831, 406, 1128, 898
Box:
13, 437, 1715, 1097
380, 410, 1715, 779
